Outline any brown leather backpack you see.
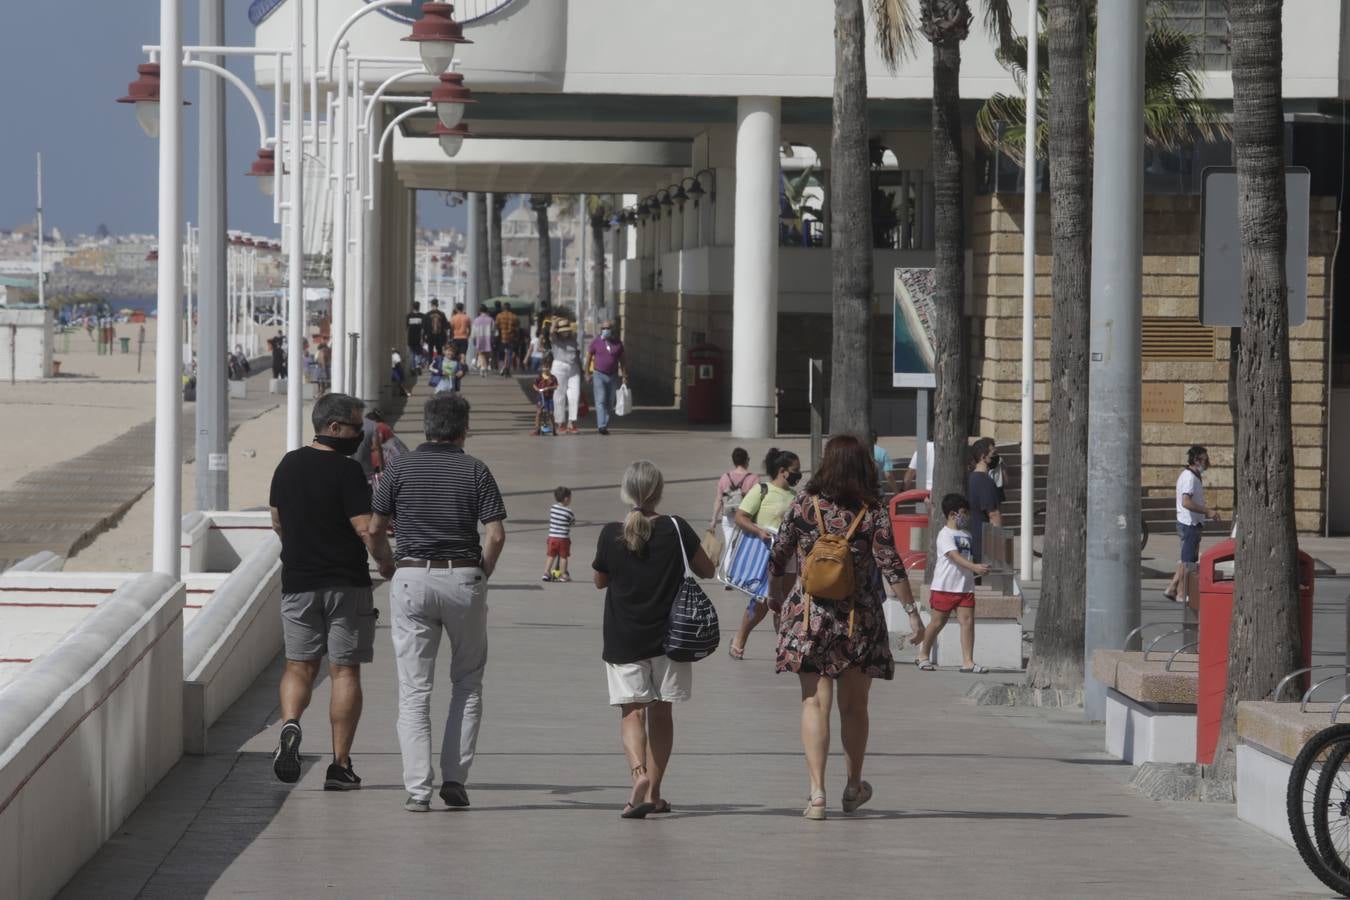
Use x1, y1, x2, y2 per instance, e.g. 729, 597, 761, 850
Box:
799, 498, 867, 635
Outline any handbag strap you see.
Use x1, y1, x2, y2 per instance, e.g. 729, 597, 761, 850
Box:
669, 516, 694, 578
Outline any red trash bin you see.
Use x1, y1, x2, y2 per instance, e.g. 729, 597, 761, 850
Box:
1195, 538, 1315, 764
686, 344, 724, 424
888, 489, 930, 571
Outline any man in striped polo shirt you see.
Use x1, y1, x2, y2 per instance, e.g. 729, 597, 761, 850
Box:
368, 393, 507, 812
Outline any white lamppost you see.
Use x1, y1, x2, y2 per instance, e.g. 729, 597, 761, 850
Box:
1019, 0, 1039, 583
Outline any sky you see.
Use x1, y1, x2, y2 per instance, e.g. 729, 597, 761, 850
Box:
0, 2, 465, 239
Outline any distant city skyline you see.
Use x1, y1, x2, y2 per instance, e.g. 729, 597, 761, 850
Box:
0, 4, 465, 241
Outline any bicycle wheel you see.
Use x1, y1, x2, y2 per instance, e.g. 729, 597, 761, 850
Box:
1314, 736, 1350, 895
1291, 723, 1350, 896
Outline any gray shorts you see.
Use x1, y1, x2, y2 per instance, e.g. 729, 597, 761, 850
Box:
282, 586, 377, 666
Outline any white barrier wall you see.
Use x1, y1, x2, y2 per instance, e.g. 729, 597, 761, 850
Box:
0, 572, 139, 690
0, 307, 53, 381
0, 572, 184, 900
183, 537, 283, 754
181, 510, 276, 574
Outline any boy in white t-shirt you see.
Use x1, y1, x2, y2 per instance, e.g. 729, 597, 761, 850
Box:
916, 493, 991, 673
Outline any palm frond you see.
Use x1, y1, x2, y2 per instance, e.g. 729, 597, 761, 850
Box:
981, 0, 1020, 59
870, 0, 918, 68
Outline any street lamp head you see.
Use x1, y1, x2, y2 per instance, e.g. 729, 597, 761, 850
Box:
117, 63, 163, 138
430, 71, 475, 129
433, 121, 471, 158
403, 3, 472, 78
246, 147, 276, 197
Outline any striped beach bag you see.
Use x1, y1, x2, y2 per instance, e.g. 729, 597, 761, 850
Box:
720, 528, 774, 601
663, 517, 720, 661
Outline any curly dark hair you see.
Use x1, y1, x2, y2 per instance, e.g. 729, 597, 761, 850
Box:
804, 434, 878, 508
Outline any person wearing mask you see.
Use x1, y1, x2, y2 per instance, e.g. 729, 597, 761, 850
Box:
1165, 445, 1217, 607
368, 393, 508, 812
965, 437, 1003, 564
423, 299, 449, 359
406, 301, 425, 374
267, 393, 396, 790
586, 320, 628, 436
767, 434, 916, 819
592, 460, 716, 818
727, 448, 802, 659
550, 319, 583, 435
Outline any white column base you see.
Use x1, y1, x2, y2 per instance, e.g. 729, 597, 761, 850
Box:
732, 404, 775, 439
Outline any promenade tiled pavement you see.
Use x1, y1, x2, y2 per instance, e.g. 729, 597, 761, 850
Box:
59, 373, 1327, 898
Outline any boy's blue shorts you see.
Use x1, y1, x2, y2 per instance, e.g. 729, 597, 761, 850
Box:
537, 397, 554, 412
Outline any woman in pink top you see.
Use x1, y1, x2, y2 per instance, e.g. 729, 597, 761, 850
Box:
709, 448, 760, 579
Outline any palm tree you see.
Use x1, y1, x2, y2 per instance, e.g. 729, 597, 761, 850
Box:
472, 192, 490, 302
1025, 0, 1089, 692
1212, 0, 1301, 779
486, 193, 507, 297
830, 0, 874, 438
530, 193, 553, 311
975, 4, 1228, 160
586, 195, 616, 320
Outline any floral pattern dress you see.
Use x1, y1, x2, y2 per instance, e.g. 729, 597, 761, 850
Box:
768, 493, 906, 679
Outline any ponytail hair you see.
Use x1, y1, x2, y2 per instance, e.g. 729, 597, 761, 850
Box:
763, 447, 800, 479
620, 460, 665, 553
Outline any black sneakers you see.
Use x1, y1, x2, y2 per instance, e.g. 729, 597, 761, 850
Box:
273, 720, 302, 784
324, 760, 363, 791
439, 781, 470, 807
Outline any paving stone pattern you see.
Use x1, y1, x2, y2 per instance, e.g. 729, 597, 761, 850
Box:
0, 373, 280, 568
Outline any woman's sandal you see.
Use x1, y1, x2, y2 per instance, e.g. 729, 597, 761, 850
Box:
728, 642, 745, 660
803, 789, 826, 821
960, 664, 989, 674
650, 800, 672, 814
916, 658, 936, 672
841, 781, 873, 814
622, 765, 656, 819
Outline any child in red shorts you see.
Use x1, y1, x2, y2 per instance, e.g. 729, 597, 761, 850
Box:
543, 486, 575, 582
917, 493, 990, 673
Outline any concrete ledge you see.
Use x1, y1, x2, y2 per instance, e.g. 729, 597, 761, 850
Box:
5, 551, 64, 573
1106, 688, 1197, 764
182, 510, 275, 574
0, 572, 184, 900
1092, 649, 1199, 705
183, 537, 283, 755
1236, 700, 1329, 762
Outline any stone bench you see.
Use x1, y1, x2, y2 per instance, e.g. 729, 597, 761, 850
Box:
1235, 700, 1333, 847
883, 587, 1024, 671
1091, 649, 1198, 764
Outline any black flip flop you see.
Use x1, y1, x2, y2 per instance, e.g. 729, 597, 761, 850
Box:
622, 802, 656, 819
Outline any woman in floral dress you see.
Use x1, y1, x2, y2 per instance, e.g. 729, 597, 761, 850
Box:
768, 434, 920, 820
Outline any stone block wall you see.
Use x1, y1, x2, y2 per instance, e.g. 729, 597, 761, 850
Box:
619, 291, 732, 415
972, 193, 1335, 532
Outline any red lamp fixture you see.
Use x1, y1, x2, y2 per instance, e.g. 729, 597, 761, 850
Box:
431, 71, 475, 129
246, 147, 276, 196
402, 3, 472, 78
117, 62, 189, 138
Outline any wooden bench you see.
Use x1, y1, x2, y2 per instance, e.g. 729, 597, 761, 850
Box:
1091, 649, 1198, 764
1235, 700, 1334, 847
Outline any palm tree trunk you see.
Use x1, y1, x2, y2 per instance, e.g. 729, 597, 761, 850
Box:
1027, 0, 1090, 691
591, 216, 607, 320
828, 0, 873, 437
926, 3, 972, 546
487, 193, 506, 297
1212, 0, 1301, 778
532, 194, 553, 311
473, 193, 490, 301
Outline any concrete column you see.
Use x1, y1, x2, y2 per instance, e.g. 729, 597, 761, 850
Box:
359, 140, 384, 406
731, 96, 780, 438
195, 0, 228, 511
1084, 0, 1145, 721
466, 192, 481, 316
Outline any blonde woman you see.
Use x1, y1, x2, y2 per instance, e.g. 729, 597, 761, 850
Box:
593, 460, 715, 818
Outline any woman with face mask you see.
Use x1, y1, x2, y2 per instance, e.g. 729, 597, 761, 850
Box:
727, 448, 802, 659
586, 320, 629, 436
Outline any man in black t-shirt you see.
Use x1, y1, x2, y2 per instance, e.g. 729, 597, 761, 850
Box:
406, 301, 425, 373
965, 437, 1003, 563
424, 298, 449, 356
268, 392, 395, 791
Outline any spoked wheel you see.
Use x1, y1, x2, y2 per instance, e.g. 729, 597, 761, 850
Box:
1288, 723, 1350, 896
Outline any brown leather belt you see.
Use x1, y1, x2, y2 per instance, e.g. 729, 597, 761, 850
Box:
395, 559, 481, 570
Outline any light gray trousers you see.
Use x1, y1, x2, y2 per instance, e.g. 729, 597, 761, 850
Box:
389, 566, 489, 801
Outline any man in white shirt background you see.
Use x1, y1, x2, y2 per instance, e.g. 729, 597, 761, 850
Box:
1166, 445, 1218, 608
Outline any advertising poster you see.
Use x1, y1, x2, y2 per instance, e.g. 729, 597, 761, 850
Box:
892, 267, 936, 389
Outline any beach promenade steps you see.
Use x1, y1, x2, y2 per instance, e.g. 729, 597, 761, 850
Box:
0, 370, 280, 570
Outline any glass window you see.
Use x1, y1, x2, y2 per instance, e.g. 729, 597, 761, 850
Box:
1158, 0, 1231, 71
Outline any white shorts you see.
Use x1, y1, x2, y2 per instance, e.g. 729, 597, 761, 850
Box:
605, 655, 692, 706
